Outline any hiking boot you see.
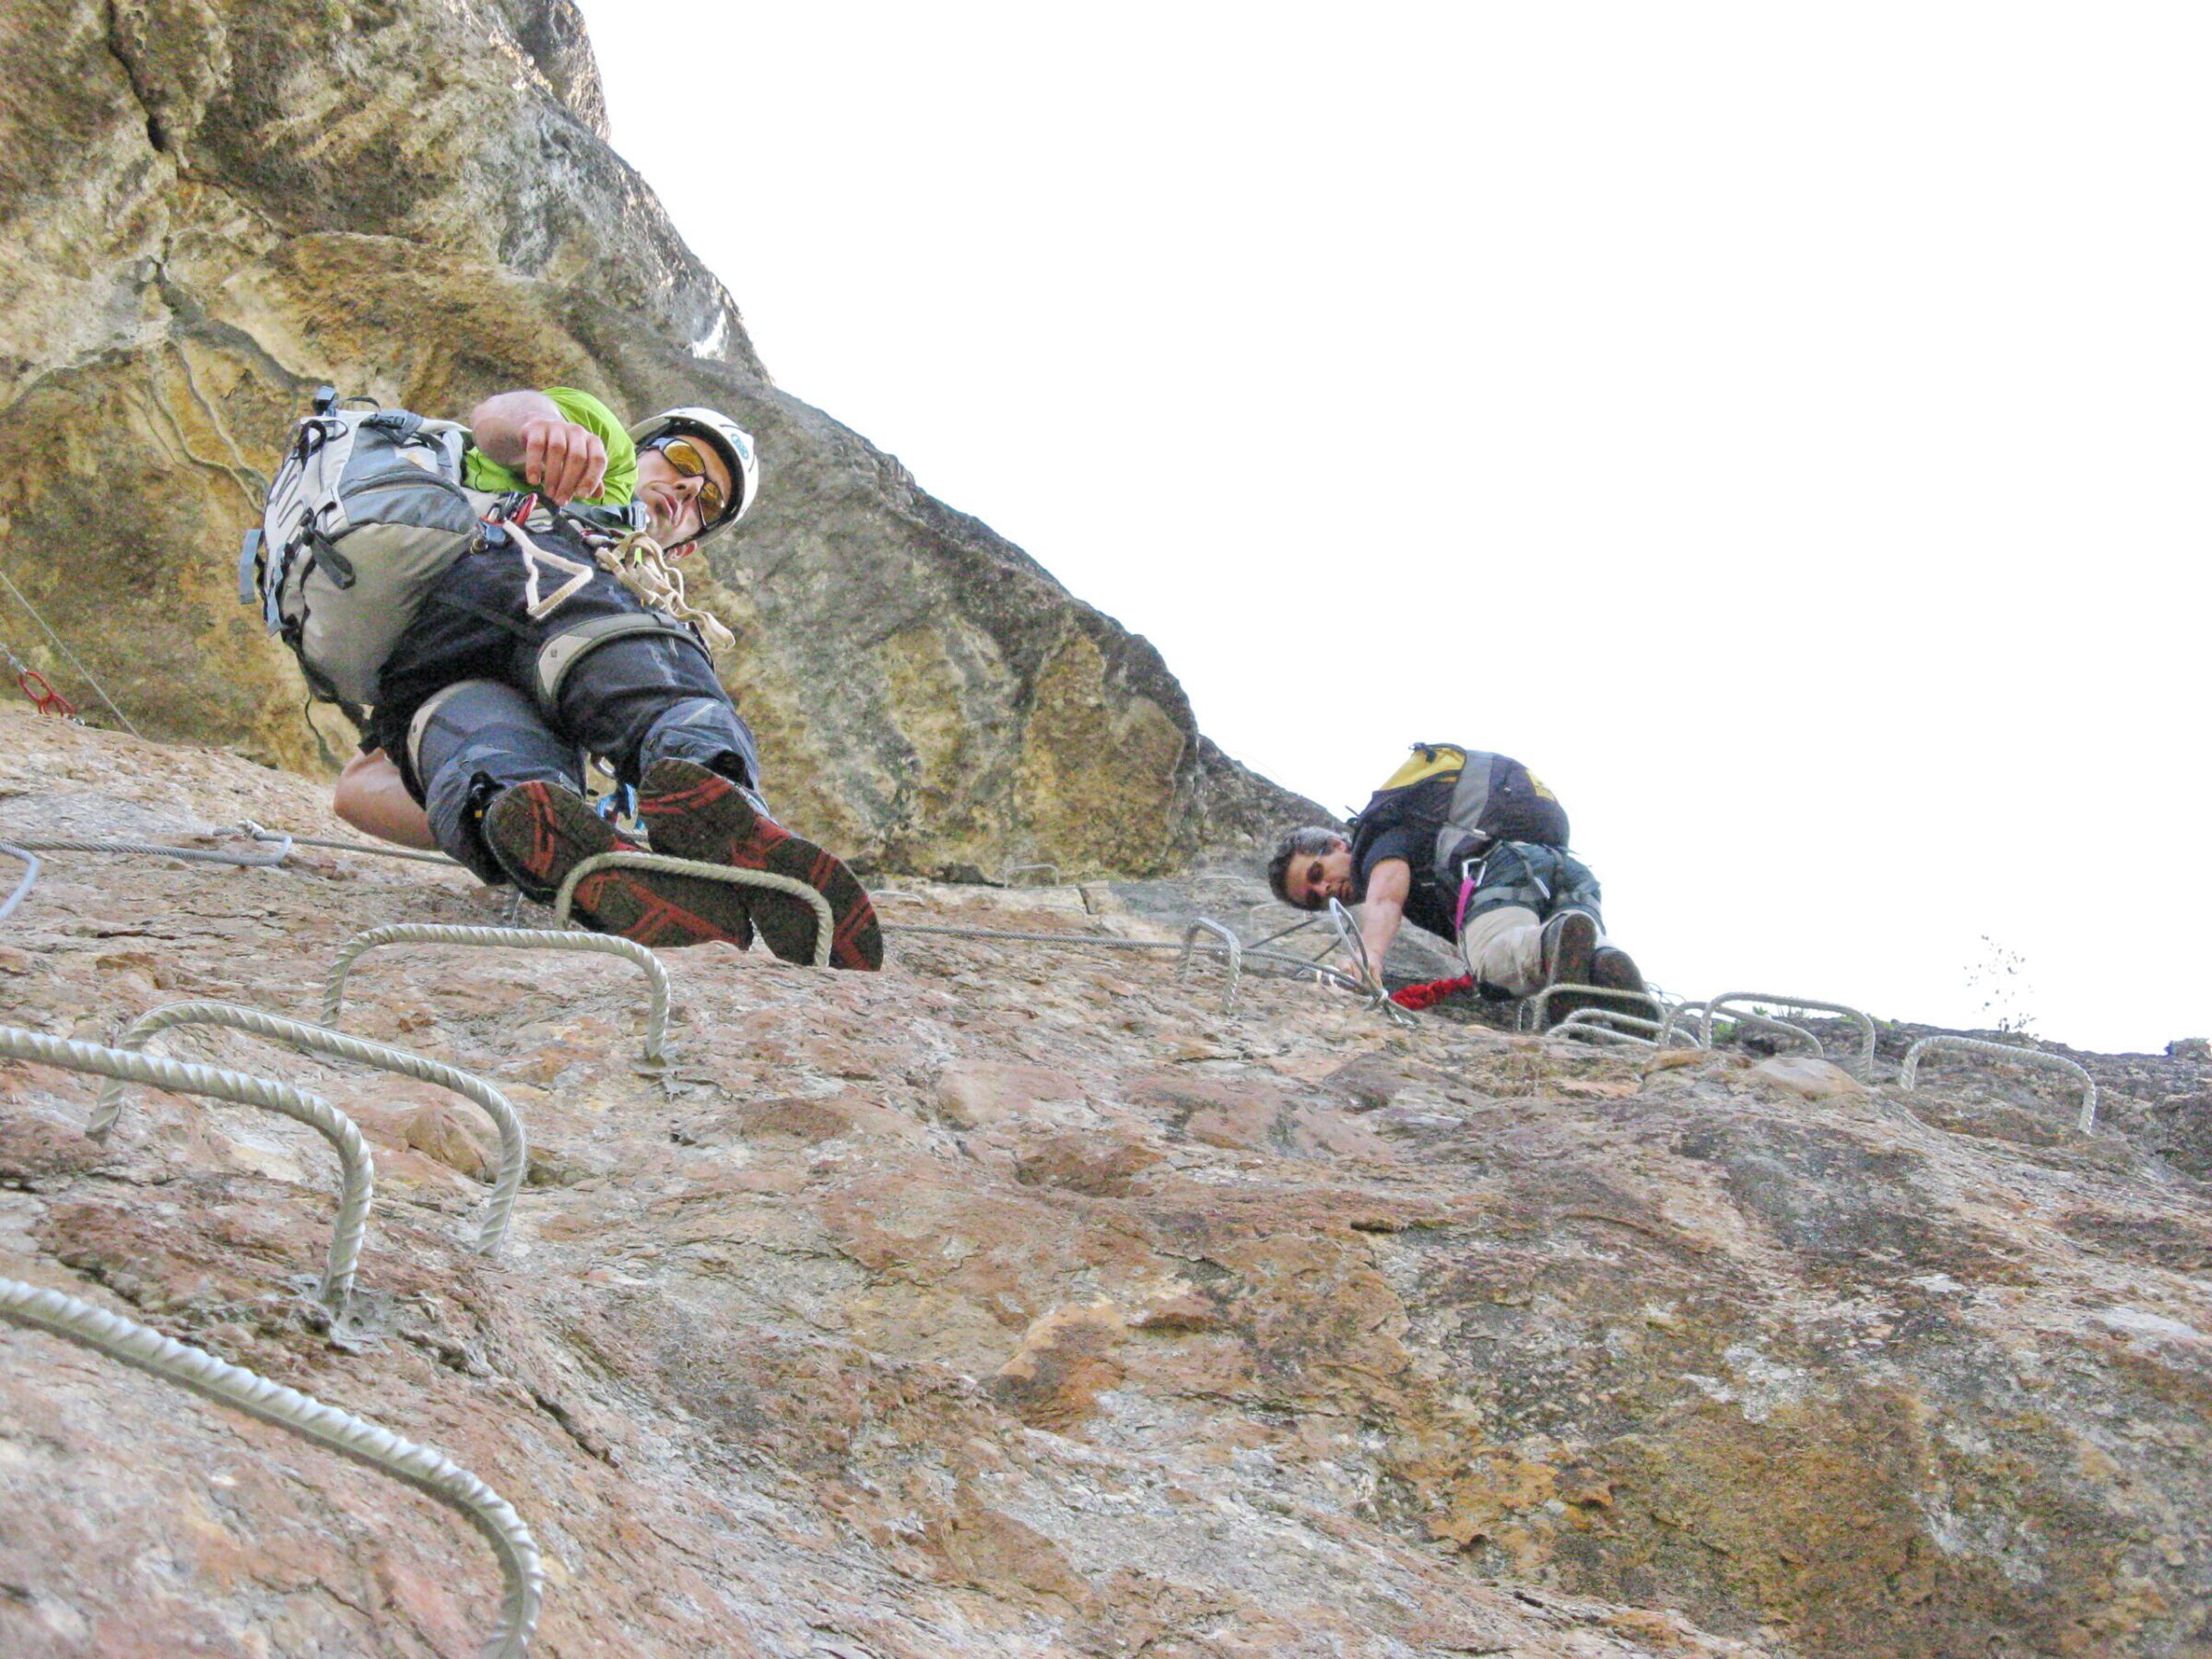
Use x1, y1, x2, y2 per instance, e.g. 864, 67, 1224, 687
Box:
639, 758, 883, 971
479, 780, 755, 951
1536, 908, 1598, 1029
1590, 945, 1647, 1007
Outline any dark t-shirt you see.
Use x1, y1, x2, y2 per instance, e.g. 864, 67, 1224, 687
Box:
1349, 753, 1570, 941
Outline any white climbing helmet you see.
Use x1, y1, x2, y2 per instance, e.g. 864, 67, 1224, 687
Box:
627, 406, 759, 541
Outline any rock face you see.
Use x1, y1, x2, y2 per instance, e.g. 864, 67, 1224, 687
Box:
0, 0, 1318, 880
5, 706, 2212, 1656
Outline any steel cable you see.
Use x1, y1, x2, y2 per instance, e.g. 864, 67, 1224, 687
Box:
0, 1277, 542, 1656
243, 820, 454, 866
5, 831, 293, 869
93, 1002, 526, 1257
0, 841, 38, 922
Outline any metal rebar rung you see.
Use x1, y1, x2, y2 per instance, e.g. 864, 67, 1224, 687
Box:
322, 924, 670, 1064
1695, 1002, 1823, 1058
1900, 1035, 2100, 1133
92, 1002, 527, 1259
1520, 982, 1665, 1033
1704, 993, 1877, 1077
1176, 920, 1243, 1010
0, 841, 38, 923
551, 852, 833, 970
0, 1277, 542, 1657
0, 1025, 370, 1312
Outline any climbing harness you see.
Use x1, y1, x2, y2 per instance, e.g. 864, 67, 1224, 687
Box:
95, 1001, 527, 1259
0, 1277, 542, 1658
0, 1026, 371, 1314
323, 922, 673, 1065
0, 564, 142, 736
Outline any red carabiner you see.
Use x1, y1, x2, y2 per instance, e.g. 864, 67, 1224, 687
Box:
17, 668, 76, 718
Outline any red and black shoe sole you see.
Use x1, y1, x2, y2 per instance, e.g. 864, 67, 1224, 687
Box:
639, 759, 883, 971
479, 781, 755, 952
1538, 910, 1599, 1029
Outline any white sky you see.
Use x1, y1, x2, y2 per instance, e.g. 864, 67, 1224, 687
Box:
578, 2, 2208, 1053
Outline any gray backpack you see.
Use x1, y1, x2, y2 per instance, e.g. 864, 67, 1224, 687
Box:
241, 389, 491, 710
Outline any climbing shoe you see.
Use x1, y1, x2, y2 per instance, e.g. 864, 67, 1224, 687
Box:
1589, 945, 1648, 1006
478, 780, 755, 951
1536, 909, 1598, 1028
639, 758, 883, 971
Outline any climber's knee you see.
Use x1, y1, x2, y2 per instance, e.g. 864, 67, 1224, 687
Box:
410, 679, 581, 882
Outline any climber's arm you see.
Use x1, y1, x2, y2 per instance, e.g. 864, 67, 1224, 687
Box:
466, 390, 608, 503
333, 749, 440, 851
1351, 856, 1410, 988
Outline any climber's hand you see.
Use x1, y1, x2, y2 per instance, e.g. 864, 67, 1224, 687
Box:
520, 416, 607, 504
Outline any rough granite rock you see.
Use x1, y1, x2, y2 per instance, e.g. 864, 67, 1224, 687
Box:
3, 704, 2210, 1656
0, 0, 1320, 879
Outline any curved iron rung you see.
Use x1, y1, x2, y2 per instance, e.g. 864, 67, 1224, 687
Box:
1900, 1035, 2100, 1133
322, 923, 671, 1065
93, 1001, 527, 1259
1176, 919, 1243, 1010
0, 1025, 370, 1313
552, 852, 833, 971
0, 1277, 542, 1656
1703, 993, 1877, 1077
1520, 982, 1666, 1033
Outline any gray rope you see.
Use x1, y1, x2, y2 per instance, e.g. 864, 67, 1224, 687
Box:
1176, 920, 1243, 1011
0, 562, 146, 739
1704, 993, 1877, 1077
93, 1002, 526, 1258
0, 1277, 542, 1656
0, 841, 38, 923
323, 924, 670, 1064
243, 820, 454, 866
0, 1025, 369, 1312
552, 852, 833, 970
1900, 1035, 2099, 1133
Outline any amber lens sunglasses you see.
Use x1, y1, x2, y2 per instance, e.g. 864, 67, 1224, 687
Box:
642, 435, 728, 526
